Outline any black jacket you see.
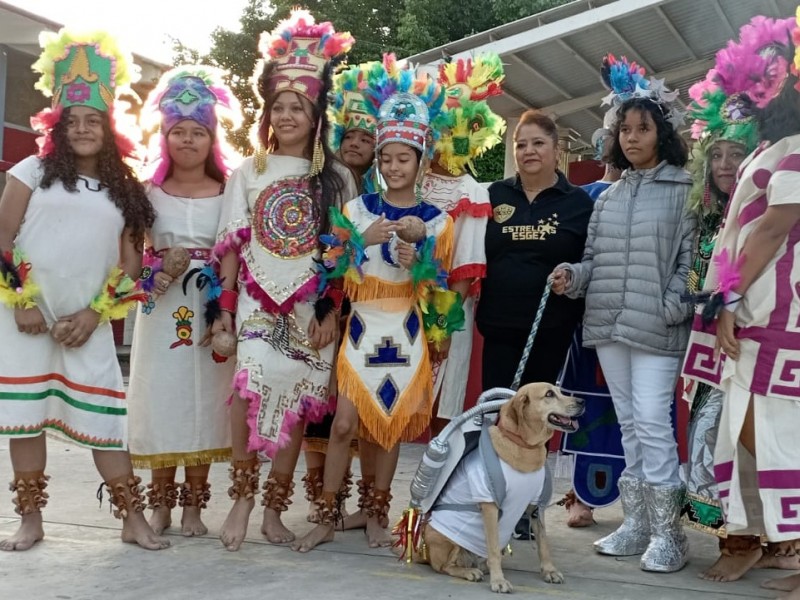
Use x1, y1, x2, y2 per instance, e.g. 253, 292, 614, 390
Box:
476, 171, 593, 334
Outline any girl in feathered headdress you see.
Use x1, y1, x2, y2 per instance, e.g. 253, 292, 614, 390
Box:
126, 66, 243, 538
209, 9, 358, 552
680, 13, 800, 588
420, 53, 503, 426
292, 54, 459, 553
302, 58, 383, 529
0, 28, 168, 551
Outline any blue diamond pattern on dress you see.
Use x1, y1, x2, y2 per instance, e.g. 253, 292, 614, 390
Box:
349, 311, 365, 348
404, 309, 420, 344
377, 375, 399, 411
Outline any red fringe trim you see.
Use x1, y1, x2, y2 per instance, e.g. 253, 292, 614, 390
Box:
447, 197, 493, 220
448, 263, 486, 286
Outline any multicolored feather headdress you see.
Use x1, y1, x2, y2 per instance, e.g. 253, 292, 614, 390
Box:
686, 15, 793, 215
361, 53, 445, 157
433, 53, 507, 175
257, 9, 354, 106
141, 65, 243, 185
327, 61, 382, 152
600, 53, 683, 130
30, 28, 140, 159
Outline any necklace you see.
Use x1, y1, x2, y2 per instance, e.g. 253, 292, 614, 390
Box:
522, 173, 558, 195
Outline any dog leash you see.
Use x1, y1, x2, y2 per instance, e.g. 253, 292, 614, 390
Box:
510, 278, 553, 391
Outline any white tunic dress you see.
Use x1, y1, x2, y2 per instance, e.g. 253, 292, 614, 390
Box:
127, 185, 234, 468
421, 172, 490, 418
0, 156, 127, 449
216, 155, 357, 457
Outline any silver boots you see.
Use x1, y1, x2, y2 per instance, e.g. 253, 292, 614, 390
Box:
593, 474, 650, 556
640, 483, 689, 572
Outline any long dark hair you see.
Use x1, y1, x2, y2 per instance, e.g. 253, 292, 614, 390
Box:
608, 97, 688, 170
40, 107, 155, 246
757, 74, 800, 144
256, 62, 345, 238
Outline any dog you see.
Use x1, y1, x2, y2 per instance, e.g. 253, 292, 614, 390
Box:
419, 382, 585, 593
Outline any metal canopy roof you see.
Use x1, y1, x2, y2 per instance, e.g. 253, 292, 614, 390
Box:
408, 0, 797, 153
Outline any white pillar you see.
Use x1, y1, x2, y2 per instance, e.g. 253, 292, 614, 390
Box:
503, 116, 519, 179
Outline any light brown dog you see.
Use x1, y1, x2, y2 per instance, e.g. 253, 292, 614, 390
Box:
420, 382, 584, 593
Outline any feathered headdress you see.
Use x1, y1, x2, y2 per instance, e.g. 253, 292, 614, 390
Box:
714, 15, 794, 109
257, 9, 354, 106
327, 61, 382, 152
141, 65, 243, 185
433, 53, 507, 175
600, 53, 683, 130
252, 8, 354, 175
30, 28, 141, 159
361, 53, 445, 157
687, 15, 793, 215
439, 53, 505, 109
793, 6, 800, 87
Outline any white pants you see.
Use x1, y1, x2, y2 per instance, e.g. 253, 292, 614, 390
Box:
595, 342, 682, 486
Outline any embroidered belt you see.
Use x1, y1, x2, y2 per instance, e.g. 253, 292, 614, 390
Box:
150, 247, 212, 261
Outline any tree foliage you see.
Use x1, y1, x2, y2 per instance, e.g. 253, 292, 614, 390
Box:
173, 0, 573, 158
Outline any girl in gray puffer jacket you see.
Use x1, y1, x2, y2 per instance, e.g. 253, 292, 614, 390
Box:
552, 97, 696, 574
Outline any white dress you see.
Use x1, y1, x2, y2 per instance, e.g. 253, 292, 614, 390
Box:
421, 172, 490, 418
0, 156, 127, 450
127, 185, 233, 469
216, 155, 357, 458
337, 193, 453, 450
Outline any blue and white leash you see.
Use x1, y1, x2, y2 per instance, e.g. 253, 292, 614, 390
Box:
510, 278, 552, 391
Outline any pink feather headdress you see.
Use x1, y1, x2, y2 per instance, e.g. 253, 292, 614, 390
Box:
714, 15, 795, 109
140, 65, 243, 185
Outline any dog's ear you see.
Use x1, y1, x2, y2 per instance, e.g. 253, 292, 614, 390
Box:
503, 393, 521, 428
507, 391, 530, 429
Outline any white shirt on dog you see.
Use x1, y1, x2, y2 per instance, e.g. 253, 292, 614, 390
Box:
428, 449, 546, 558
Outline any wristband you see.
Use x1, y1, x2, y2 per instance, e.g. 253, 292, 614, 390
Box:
723, 291, 743, 313
219, 289, 238, 314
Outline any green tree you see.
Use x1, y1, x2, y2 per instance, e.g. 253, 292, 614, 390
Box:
492, 0, 574, 22
397, 0, 498, 56
473, 143, 506, 183
172, 0, 574, 155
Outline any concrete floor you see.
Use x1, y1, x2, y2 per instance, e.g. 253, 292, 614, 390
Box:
0, 437, 786, 600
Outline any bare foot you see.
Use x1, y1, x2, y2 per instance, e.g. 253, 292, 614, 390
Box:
0, 513, 44, 551
219, 497, 254, 551
757, 552, 800, 571
699, 549, 763, 582
148, 506, 172, 535
120, 511, 171, 550
342, 510, 368, 530
291, 523, 334, 553
365, 515, 393, 548
567, 500, 594, 528
763, 574, 800, 591
307, 501, 322, 524
261, 507, 295, 543
180, 506, 208, 537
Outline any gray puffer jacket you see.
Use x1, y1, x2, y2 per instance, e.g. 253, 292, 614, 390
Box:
559, 161, 696, 356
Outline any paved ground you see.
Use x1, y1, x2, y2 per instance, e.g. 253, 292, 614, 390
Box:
0, 437, 787, 600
